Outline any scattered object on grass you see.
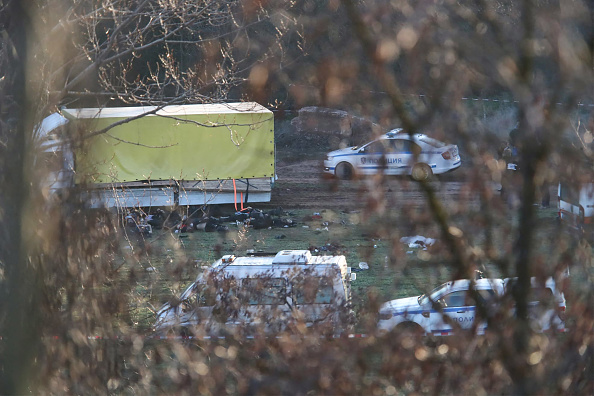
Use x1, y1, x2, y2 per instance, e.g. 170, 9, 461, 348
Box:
399, 235, 436, 250
352, 262, 369, 273
308, 243, 344, 254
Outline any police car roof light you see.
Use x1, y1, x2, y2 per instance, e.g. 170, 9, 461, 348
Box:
385, 128, 404, 138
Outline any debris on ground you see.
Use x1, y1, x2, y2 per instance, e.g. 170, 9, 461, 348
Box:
308, 242, 344, 254
136, 206, 296, 234
399, 235, 436, 250
351, 262, 369, 273
124, 209, 153, 236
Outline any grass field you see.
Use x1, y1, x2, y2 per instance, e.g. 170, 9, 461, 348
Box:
121, 207, 440, 330
114, 144, 592, 334
119, 202, 585, 334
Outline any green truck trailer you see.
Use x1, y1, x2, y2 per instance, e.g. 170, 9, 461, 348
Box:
37, 102, 275, 208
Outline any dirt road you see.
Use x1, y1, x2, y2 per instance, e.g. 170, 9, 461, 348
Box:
268, 159, 476, 211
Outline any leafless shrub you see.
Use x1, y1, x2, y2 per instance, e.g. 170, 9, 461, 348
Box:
1, 0, 593, 394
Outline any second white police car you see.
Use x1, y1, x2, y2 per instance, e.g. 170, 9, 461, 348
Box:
377, 277, 566, 336
323, 129, 461, 181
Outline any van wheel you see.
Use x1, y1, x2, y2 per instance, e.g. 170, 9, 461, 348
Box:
411, 163, 432, 181
335, 162, 354, 180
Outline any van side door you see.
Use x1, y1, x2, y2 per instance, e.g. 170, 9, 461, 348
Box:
238, 277, 291, 332
292, 275, 339, 332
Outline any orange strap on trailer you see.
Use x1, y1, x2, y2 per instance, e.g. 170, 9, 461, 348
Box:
240, 192, 244, 210
232, 179, 237, 211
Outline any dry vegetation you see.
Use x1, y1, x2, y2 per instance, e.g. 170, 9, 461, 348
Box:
1, 0, 593, 394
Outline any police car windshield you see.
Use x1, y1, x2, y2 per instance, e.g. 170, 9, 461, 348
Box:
418, 282, 449, 305
180, 282, 197, 300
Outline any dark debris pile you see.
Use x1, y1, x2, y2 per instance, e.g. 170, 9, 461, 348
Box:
124, 206, 295, 235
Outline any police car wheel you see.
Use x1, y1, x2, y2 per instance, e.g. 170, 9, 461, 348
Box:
179, 326, 192, 338
335, 162, 354, 180
396, 322, 424, 338
411, 163, 432, 181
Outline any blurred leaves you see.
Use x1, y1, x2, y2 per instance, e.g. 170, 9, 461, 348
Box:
0, 0, 593, 394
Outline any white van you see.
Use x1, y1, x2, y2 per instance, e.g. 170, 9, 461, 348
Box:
154, 250, 355, 337
558, 181, 594, 235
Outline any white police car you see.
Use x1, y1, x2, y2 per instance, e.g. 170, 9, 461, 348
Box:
323, 129, 461, 181
377, 277, 566, 336
377, 279, 503, 336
